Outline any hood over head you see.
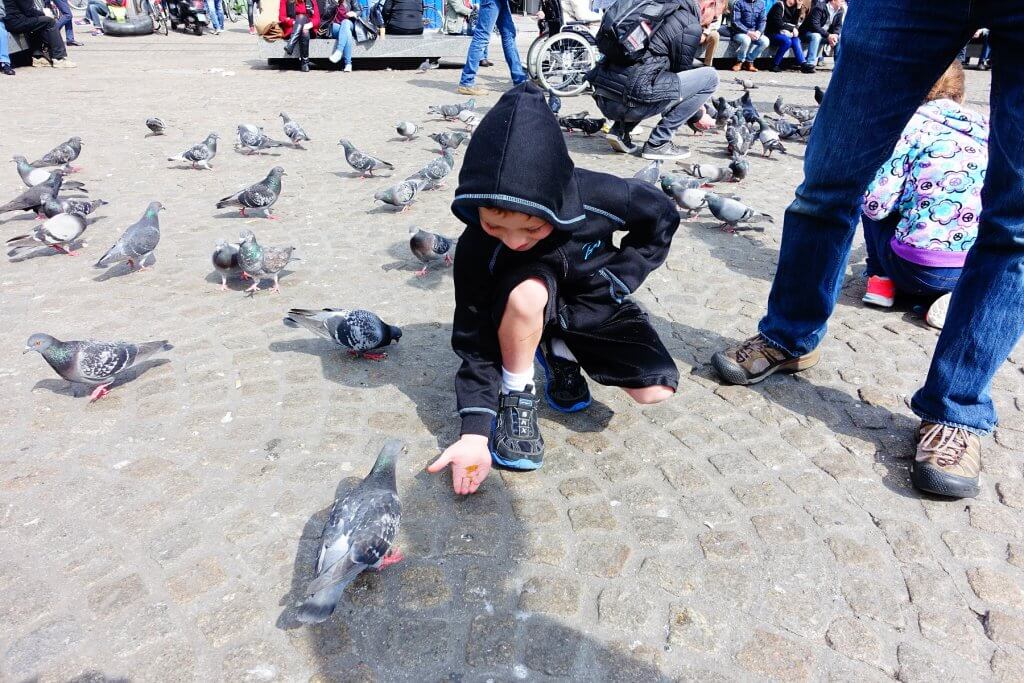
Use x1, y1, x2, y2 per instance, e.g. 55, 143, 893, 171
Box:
451, 82, 585, 232
919, 99, 989, 144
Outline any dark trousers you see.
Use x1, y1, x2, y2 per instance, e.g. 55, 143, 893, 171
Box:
285, 14, 310, 59
4, 15, 67, 61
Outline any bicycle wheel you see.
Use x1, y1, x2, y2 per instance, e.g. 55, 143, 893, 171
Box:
157, 4, 169, 33
536, 33, 596, 97
69, 0, 87, 9
224, 0, 238, 22
526, 36, 545, 80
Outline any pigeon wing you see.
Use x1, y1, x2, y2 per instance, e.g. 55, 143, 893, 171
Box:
73, 341, 135, 383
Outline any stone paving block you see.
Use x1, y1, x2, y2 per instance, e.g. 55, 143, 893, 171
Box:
525, 620, 582, 677
568, 502, 618, 531
166, 556, 228, 603
996, 481, 1024, 509
918, 608, 992, 664
735, 629, 815, 682
668, 604, 728, 654
465, 614, 515, 667
841, 575, 908, 629
2, 619, 84, 680
519, 575, 580, 615
638, 557, 700, 598
968, 502, 1024, 539
1009, 543, 1024, 570
875, 519, 931, 564
990, 647, 1024, 683
967, 567, 1024, 609
825, 616, 893, 675
558, 476, 601, 499
577, 540, 631, 578
751, 512, 810, 544
597, 584, 656, 633
396, 564, 451, 610
984, 610, 1024, 651
699, 529, 753, 561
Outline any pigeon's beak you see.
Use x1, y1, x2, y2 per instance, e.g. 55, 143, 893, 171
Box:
22, 346, 33, 354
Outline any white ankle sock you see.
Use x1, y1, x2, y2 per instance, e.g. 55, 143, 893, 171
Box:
501, 366, 534, 394
548, 338, 577, 362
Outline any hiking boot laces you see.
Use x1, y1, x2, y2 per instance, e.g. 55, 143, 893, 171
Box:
919, 423, 972, 468
734, 335, 780, 364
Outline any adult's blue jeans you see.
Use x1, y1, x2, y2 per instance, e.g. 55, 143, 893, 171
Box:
52, 0, 75, 42
0, 20, 9, 65
331, 20, 353, 65
206, 0, 225, 30
730, 31, 769, 62
804, 31, 825, 64
757, 0, 1024, 435
459, 0, 524, 87
771, 33, 805, 65
85, 0, 108, 27
862, 214, 963, 296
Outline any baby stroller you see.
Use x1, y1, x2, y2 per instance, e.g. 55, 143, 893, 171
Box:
526, 0, 599, 97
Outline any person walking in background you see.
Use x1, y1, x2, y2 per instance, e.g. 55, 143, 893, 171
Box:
207, 0, 226, 33
247, 0, 261, 33
457, 0, 525, 96
767, 0, 814, 72
728, 0, 769, 72
698, 0, 726, 66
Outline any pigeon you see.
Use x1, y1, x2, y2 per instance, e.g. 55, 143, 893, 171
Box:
24, 333, 172, 401
408, 225, 454, 276
237, 229, 297, 293
395, 121, 418, 141
457, 109, 480, 131
417, 58, 440, 71
338, 139, 394, 177
705, 192, 774, 233
280, 112, 311, 147
774, 96, 818, 123
814, 85, 826, 105
31, 137, 83, 170
428, 131, 470, 152
427, 98, 474, 120
547, 92, 562, 114
7, 211, 88, 257
12, 156, 86, 191
216, 166, 286, 218
725, 123, 749, 157
295, 439, 404, 625
757, 120, 788, 157
95, 201, 164, 271
374, 177, 425, 211
734, 77, 757, 90
0, 171, 66, 216
659, 174, 702, 194
284, 308, 402, 360
737, 91, 761, 123
211, 239, 241, 290
682, 163, 734, 183
729, 156, 750, 181
168, 133, 219, 170
41, 195, 107, 219
764, 115, 805, 140
633, 160, 661, 184
145, 117, 166, 135
714, 97, 737, 128
559, 114, 606, 136
236, 123, 287, 155
406, 149, 454, 189
660, 176, 705, 215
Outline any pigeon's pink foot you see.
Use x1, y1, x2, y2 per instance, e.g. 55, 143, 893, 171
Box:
70, 165, 82, 173
444, 255, 453, 266
240, 272, 251, 280
266, 214, 280, 221
88, 383, 112, 402
359, 351, 388, 362
245, 281, 261, 292
36, 215, 46, 221
220, 283, 229, 291
414, 266, 429, 277
376, 549, 404, 570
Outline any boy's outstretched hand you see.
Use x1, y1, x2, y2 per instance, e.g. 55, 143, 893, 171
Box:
427, 434, 492, 495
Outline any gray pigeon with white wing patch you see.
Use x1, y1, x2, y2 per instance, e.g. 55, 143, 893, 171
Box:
146, 117, 166, 135
295, 439, 404, 624
374, 177, 425, 211
212, 239, 242, 290
338, 139, 394, 177
280, 112, 311, 147
237, 123, 287, 154
406, 149, 454, 190
395, 121, 418, 141
12, 156, 85, 191
237, 228, 297, 293
95, 201, 164, 270
705, 192, 774, 233
168, 133, 219, 170
216, 166, 285, 217
284, 308, 402, 360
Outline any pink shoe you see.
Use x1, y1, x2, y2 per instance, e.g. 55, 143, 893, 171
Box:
863, 275, 896, 308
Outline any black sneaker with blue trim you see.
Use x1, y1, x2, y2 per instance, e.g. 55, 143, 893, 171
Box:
536, 344, 592, 414
490, 386, 544, 471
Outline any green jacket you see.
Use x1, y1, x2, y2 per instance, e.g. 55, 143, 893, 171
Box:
442, 0, 471, 34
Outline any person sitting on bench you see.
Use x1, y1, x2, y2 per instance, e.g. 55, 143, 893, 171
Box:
2, 0, 75, 68
380, 0, 422, 35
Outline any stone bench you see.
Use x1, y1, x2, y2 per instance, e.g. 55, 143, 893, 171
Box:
6, 30, 32, 59
258, 31, 476, 66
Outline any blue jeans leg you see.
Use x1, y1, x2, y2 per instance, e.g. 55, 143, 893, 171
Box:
332, 20, 353, 63
862, 214, 963, 295
495, 0, 525, 84
0, 20, 9, 65
747, 34, 769, 60
53, 0, 74, 41
805, 31, 822, 64
758, 0, 971, 352
912, 5, 1024, 433
771, 34, 797, 65
731, 32, 752, 61
207, 0, 223, 29
459, 0, 496, 86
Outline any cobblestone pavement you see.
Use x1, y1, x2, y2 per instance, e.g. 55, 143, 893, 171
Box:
2, 26, 1022, 683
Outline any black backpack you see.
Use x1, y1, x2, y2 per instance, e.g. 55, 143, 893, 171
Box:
596, 0, 680, 66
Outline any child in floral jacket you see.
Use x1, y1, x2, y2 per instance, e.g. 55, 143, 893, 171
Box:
860, 60, 988, 329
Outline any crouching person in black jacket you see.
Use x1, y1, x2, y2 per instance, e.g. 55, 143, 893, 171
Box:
427, 83, 680, 494
588, 0, 717, 160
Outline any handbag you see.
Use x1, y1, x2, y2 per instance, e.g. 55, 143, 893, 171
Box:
352, 14, 378, 41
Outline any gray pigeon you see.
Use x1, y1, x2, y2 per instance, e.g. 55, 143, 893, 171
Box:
280, 112, 311, 147
417, 58, 440, 72
814, 85, 826, 105
406, 149, 454, 190
237, 229, 297, 293
237, 123, 287, 155
338, 139, 394, 177
734, 77, 758, 90
408, 225, 454, 276
284, 308, 402, 360
0, 171, 66, 216
216, 166, 285, 217
714, 97, 737, 128
729, 156, 750, 181
395, 121, 418, 141
7, 212, 88, 257
374, 177, 425, 211
774, 96, 818, 123
427, 98, 474, 120
765, 115, 806, 140
95, 201, 164, 270
705, 192, 774, 233
632, 160, 661, 184
42, 195, 107, 219
168, 133, 219, 170
295, 439, 404, 624
24, 333, 172, 401
725, 122, 753, 157
428, 131, 470, 152
681, 163, 734, 183
31, 137, 83, 170
457, 109, 480, 131
757, 120, 787, 157
212, 239, 241, 290
12, 156, 85, 191
661, 176, 707, 216
146, 117, 166, 135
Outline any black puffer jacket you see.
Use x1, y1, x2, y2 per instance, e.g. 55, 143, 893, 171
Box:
800, 0, 843, 38
587, 0, 703, 106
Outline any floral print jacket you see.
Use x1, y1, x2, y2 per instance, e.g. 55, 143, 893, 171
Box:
863, 99, 989, 267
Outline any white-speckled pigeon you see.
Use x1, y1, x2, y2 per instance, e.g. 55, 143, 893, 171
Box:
7, 212, 88, 257
757, 120, 787, 157
24, 333, 172, 401
212, 239, 242, 291
681, 163, 734, 183
408, 225, 454, 276
284, 308, 402, 360
396, 121, 418, 141
31, 137, 83, 170
734, 77, 757, 90
428, 131, 470, 152
216, 166, 285, 217
338, 139, 394, 177
95, 201, 164, 270
237, 229, 298, 293
280, 112, 311, 147
41, 195, 107, 219
705, 192, 774, 233
146, 117, 166, 135
406, 149, 454, 190
168, 133, 219, 170
374, 177, 425, 211
457, 109, 480, 131
774, 96, 818, 123
295, 439, 404, 624
427, 98, 474, 120
237, 123, 287, 155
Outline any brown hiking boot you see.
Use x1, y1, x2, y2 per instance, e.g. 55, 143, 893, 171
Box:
712, 334, 820, 385
743, 61, 758, 72
457, 85, 486, 96
911, 422, 981, 498
730, 61, 743, 72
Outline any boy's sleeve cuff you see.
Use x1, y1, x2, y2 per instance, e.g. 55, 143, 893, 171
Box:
459, 410, 495, 437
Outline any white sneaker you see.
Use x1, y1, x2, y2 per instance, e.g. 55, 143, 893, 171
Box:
343, 63, 352, 72
926, 292, 952, 329
329, 49, 342, 63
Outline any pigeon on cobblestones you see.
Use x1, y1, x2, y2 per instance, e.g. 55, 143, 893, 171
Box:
406, 149, 454, 189
237, 124, 286, 154
661, 176, 707, 216
633, 160, 661, 184
734, 77, 758, 90
395, 121, 418, 141
681, 163, 734, 183
457, 109, 480, 131
13, 156, 85, 191
168, 133, 219, 170
713, 97, 737, 128
374, 177, 425, 211
339, 139, 394, 177
409, 225, 454, 276
284, 308, 402, 360
705, 193, 773, 233
764, 116, 806, 141
0, 172, 67, 216
814, 85, 826, 104
428, 98, 474, 120
295, 439, 404, 624
428, 131, 470, 152
95, 201, 163, 270
774, 96, 818, 123
216, 166, 285, 217
31, 137, 83, 170
24, 333, 172, 401
237, 228, 297, 293
280, 113, 311, 147
146, 117, 166, 135
7, 211, 88, 257
212, 239, 241, 290
757, 120, 787, 157
729, 156, 750, 181
41, 195, 107, 219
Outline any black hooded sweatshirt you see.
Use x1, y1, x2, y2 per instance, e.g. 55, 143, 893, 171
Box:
449, 83, 680, 437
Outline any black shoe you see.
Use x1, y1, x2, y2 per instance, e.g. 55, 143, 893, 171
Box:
67, 40, 85, 46
0, 63, 14, 76
536, 345, 591, 413
490, 386, 544, 471
800, 62, 817, 73
480, 58, 494, 67
605, 122, 638, 154
770, 63, 783, 72
641, 141, 691, 160
299, 59, 310, 72
979, 60, 991, 71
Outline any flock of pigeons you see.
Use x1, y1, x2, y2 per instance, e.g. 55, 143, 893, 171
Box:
4, 80, 822, 626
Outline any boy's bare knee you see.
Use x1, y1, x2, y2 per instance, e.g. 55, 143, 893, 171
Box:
505, 277, 549, 318
625, 385, 675, 404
